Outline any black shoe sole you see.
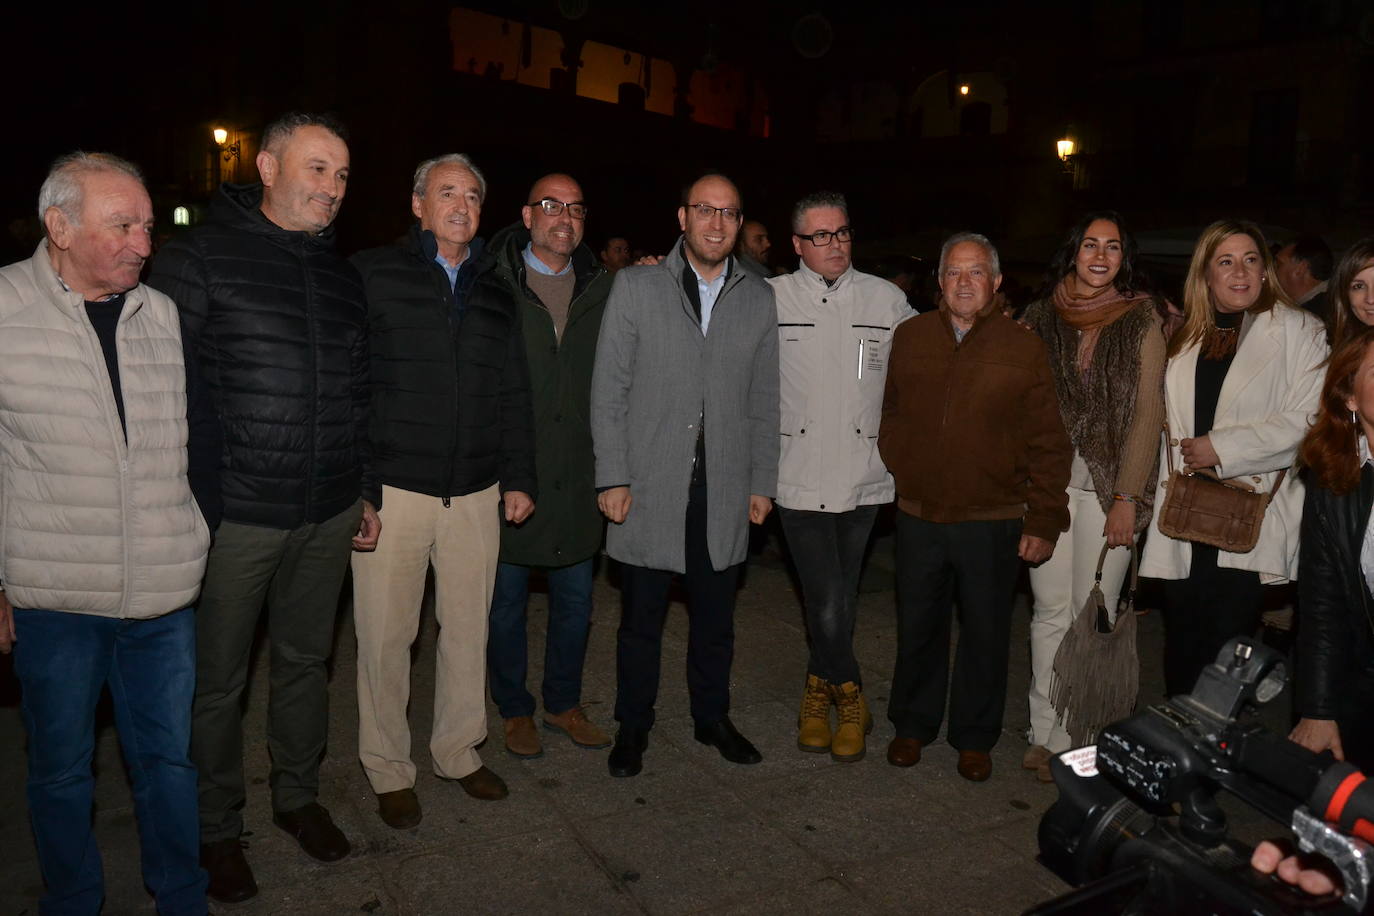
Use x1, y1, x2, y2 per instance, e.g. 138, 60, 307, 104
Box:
607, 756, 642, 778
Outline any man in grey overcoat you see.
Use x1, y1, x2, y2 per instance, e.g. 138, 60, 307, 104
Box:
591, 173, 780, 778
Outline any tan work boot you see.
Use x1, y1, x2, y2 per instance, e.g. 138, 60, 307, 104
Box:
797, 673, 832, 753
504, 715, 543, 759
829, 681, 872, 762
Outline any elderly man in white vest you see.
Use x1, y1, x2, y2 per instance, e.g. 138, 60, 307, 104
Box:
0, 152, 220, 915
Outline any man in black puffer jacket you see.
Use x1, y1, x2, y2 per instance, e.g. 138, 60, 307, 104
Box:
349, 153, 536, 832
148, 112, 377, 904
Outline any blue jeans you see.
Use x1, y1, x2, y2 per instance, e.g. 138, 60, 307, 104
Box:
487, 559, 595, 719
13, 607, 207, 916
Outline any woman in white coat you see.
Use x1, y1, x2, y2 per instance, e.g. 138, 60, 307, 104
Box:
1141, 219, 1327, 696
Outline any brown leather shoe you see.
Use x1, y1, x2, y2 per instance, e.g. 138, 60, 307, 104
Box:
957, 750, 993, 782
504, 715, 543, 759
543, 706, 611, 749
376, 787, 422, 829
454, 765, 509, 800
886, 737, 922, 767
1022, 744, 1052, 771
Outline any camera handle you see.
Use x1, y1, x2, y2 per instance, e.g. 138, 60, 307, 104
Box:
1291, 806, 1373, 912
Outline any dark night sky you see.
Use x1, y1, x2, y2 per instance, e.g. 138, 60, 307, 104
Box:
3, 1, 1364, 275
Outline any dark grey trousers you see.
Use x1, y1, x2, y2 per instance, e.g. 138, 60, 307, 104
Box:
192, 501, 361, 842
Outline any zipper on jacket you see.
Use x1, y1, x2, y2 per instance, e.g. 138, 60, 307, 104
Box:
303, 238, 318, 525
79, 301, 133, 615
441, 260, 460, 508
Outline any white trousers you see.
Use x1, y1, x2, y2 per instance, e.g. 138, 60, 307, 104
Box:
1027, 487, 1132, 752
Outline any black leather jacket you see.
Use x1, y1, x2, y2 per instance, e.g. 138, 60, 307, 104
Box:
1297, 465, 1374, 720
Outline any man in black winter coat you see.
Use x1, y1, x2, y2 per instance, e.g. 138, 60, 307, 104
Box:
148, 112, 378, 904
349, 153, 536, 832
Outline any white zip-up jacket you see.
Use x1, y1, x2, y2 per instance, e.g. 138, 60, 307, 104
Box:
0, 243, 210, 617
770, 263, 912, 512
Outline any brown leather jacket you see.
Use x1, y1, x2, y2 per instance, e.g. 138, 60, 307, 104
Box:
878, 301, 1071, 542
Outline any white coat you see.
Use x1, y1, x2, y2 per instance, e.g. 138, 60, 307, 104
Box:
769, 264, 912, 512
1140, 304, 1328, 583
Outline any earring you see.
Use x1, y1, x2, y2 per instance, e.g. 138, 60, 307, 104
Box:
1354, 409, 1360, 426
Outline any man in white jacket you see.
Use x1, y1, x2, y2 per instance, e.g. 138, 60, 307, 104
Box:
0, 153, 219, 915
769, 191, 911, 762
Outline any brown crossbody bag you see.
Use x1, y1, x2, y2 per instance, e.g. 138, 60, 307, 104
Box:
1156, 423, 1286, 553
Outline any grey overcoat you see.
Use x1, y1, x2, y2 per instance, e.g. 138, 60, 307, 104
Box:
591, 240, 780, 573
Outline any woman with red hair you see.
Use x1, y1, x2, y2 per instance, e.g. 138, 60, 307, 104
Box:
1293, 326, 1374, 771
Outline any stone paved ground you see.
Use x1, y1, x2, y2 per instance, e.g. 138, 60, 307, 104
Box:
0, 528, 1290, 914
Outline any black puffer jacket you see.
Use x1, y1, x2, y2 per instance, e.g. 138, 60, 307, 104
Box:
1296, 466, 1374, 721
148, 183, 370, 528
351, 225, 536, 505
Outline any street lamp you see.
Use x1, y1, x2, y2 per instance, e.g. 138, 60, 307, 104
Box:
212, 126, 240, 161
1056, 138, 1075, 162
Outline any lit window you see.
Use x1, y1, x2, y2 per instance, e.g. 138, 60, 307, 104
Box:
173, 206, 190, 226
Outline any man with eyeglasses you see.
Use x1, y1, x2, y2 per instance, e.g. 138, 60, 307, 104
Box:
483, 174, 615, 762
769, 191, 911, 764
591, 173, 780, 777
349, 154, 536, 830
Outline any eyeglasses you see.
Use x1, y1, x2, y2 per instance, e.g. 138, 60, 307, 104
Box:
529, 198, 588, 219
687, 203, 743, 222
795, 227, 853, 247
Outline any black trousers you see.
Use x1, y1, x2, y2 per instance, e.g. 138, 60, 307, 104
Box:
614, 483, 741, 730
889, 511, 1023, 751
1161, 544, 1264, 697
777, 505, 879, 686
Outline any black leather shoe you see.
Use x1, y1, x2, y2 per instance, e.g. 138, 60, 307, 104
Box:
693, 717, 762, 764
272, 802, 351, 862
201, 837, 258, 903
608, 727, 648, 778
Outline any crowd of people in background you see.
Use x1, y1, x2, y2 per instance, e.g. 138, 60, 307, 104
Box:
2, 109, 1372, 913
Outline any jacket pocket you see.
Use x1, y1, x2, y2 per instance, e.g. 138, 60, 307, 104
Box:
778, 411, 813, 494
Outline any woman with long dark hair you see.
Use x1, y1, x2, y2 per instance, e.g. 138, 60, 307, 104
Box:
1140, 219, 1328, 696
1019, 211, 1166, 780
1292, 326, 1374, 771
1328, 237, 1374, 348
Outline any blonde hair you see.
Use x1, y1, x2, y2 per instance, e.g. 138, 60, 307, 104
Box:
1168, 218, 1293, 357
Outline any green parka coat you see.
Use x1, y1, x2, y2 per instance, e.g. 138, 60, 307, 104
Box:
488, 222, 612, 567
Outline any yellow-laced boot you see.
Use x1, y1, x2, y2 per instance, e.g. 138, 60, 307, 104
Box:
830, 681, 872, 762
797, 674, 832, 752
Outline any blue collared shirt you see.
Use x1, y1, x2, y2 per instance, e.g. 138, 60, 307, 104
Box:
522, 243, 573, 277
688, 257, 730, 333
435, 247, 472, 291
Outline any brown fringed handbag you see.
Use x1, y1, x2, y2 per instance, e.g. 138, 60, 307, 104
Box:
1157, 424, 1285, 553
1049, 543, 1139, 747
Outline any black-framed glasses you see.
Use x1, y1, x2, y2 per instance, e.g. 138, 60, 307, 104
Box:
687, 202, 743, 222
529, 197, 588, 219
795, 226, 853, 247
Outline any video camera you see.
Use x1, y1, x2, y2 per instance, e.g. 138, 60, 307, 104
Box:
1031, 638, 1374, 915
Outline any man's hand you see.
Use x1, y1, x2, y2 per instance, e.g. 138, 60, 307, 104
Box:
0, 592, 14, 654
598, 486, 632, 524
1252, 840, 1341, 897
1290, 717, 1344, 760
1180, 435, 1220, 472
353, 500, 381, 552
1104, 500, 1136, 548
749, 495, 772, 525
634, 254, 664, 267
1019, 534, 1054, 565
503, 491, 535, 524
